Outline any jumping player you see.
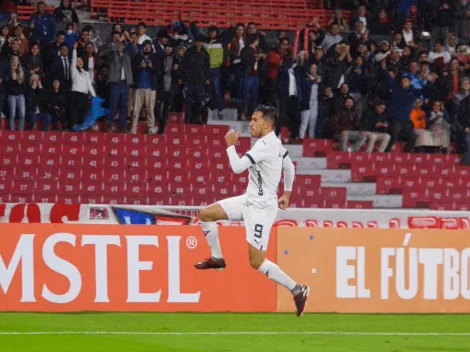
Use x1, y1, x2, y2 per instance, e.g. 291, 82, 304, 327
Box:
194, 105, 310, 316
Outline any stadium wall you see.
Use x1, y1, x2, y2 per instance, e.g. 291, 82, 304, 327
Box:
0, 224, 469, 313
1, 203, 470, 229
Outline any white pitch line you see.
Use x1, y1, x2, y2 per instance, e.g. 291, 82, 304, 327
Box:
0, 331, 469, 336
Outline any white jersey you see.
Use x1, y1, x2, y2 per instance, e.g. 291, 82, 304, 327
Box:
243, 131, 288, 207
222, 131, 294, 251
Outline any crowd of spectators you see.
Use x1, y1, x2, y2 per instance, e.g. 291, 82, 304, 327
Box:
1, 0, 470, 162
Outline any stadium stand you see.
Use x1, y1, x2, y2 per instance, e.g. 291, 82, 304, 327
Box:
0, 121, 468, 210
1, 0, 470, 212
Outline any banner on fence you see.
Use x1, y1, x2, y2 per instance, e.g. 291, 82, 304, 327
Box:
0, 224, 277, 312
1, 203, 470, 229
277, 228, 470, 313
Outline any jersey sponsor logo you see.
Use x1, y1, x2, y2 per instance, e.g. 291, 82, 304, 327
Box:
257, 171, 263, 196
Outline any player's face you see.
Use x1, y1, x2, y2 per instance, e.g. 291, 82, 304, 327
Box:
250, 111, 269, 138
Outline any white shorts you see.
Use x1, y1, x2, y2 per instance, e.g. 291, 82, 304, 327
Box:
218, 195, 278, 251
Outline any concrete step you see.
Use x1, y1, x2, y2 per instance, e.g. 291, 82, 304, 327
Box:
322, 182, 376, 195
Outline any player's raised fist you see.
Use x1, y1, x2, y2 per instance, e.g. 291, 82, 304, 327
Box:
225, 130, 241, 147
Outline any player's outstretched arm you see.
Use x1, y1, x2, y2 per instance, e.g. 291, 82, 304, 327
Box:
225, 130, 252, 174
278, 153, 295, 210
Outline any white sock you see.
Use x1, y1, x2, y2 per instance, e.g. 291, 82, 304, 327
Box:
201, 221, 223, 259
258, 259, 297, 291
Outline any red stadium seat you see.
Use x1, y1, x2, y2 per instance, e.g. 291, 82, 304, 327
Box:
0, 165, 16, 179
103, 195, 126, 204
103, 181, 125, 195
11, 179, 35, 194
36, 180, 59, 195
81, 169, 103, 182
15, 168, 35, 181
37, 168, 60, 181
80, 195, 103, 204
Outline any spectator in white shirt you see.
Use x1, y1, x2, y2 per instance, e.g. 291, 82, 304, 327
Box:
445, 34, 458, 56
137, 22, 152, 45
429, 41, 451, 64
69, 42, 95, 128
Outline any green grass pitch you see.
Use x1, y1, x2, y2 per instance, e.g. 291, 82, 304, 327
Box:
0, 313, 469, 352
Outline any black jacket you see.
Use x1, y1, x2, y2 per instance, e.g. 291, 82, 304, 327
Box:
181, 46, 210, 84
361, 108, 391, 132
53, 2, 79, 23
240, 46, 259, 77
457, 95, 470, 132
26, 86, 49, 116
51, 55, 71, 90
48, 88, 67, 113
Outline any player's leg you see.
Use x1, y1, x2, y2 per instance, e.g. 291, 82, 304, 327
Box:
195, 196, 244, 270
199, 202, 228, 260
244, 206, 310, 316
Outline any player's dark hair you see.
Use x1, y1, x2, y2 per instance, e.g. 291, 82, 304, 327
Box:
256, 105, 278, 126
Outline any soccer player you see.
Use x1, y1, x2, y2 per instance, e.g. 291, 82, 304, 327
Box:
194, 105, 309, 316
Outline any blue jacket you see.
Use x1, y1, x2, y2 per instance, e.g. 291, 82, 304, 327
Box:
386, 73, 426, 121
65, 32, 79, 50
403, 72, 427, 90
29, 12, 57, 42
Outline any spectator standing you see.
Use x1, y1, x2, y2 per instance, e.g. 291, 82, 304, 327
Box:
298, 63, 321, 139
429, 42, 451, 64
324, 42, 352, 90
76, 28, 95, 57
350, 5, 369, 29
321, 23, 343, 51
227, 24, 245, 98
277, 51, 300, 138
328, 9, 350, 33
6, 55, 26, 131
457, 95, 470, 164
137, 22, 152, 46
180, 35, 210, 124
156, 46, 174, 135
431, 1, 454, 44
240, 37, 264, 120
44, 30, 65, 74
82, 42, 98, 85
205, 26, 225, 118
0, 58, 6, 118
265, 38, 289, 105
245, 23, 267, 52
22, 42, 45, 82
453, 77, 470, 114
29, 1, 57, 46
64, 23, 79, 50
69, 44, 96, 128
53, 0, 79, 25
15, 25, 29, 56
0, 25, 10, 53
383, 62, 427, 152
106, 40, 135, 132
51, 43, 71, 91
189, 21, 226, 116
130, 41, 159, 134
26, 74, 51, 131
